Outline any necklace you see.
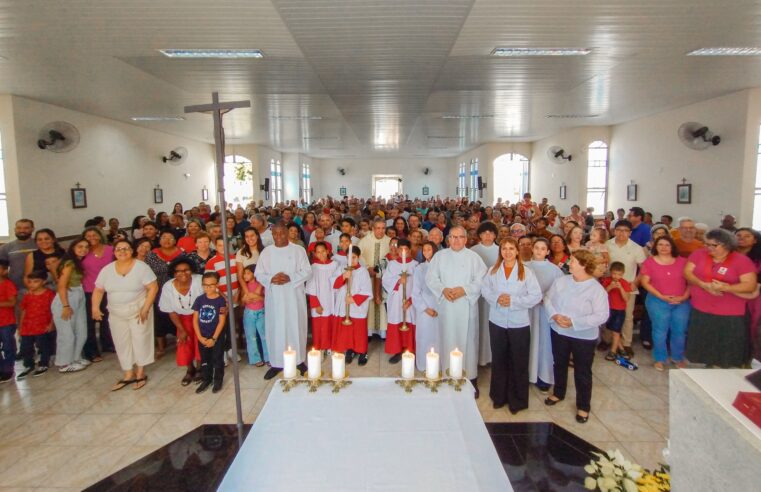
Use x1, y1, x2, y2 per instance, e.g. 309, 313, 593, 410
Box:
176, 283, 192, 310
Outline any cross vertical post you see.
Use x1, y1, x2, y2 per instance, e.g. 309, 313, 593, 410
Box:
185, 93, 251, 445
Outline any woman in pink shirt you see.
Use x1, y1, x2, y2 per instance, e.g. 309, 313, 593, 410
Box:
82, 227, 115, 362
684, 229, 758, 368
640, 236, 690, 370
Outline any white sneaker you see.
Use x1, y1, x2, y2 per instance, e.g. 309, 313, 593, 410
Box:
75, 359, 92, 367
58, 364, 85, 373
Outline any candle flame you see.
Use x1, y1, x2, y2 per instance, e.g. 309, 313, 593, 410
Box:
429, 347, 435, 354
287, 345, 292, 351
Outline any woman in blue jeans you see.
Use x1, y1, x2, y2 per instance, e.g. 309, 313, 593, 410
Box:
639, 236, 690, 371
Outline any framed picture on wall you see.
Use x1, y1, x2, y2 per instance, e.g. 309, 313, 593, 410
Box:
339, 186, 347, 197
627, 184, 638, 201
677, 183, 692, 204
154, 186, 164, 204
71, 187, 87, 209
559, 185, 567, 200
202, 188, 209, 201
422, 186, 429, 196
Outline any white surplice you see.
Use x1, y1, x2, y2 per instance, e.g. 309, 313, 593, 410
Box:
525, 260, 565, 384
305, 260, 340, 318
426, 247, 487, 377
382, 258, 418, 325
412, 261, 441, 372
255, 243, 313, 367
470, 243, 500, 365
330, 263, 372, 318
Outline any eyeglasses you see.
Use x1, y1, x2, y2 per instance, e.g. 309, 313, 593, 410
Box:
174, 269, 191, 274
202, 283, 218, 287
114, 247, 131, 253
705, 242, 720, 248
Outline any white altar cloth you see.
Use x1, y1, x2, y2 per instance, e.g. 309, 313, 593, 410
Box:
218, 377, 512, 491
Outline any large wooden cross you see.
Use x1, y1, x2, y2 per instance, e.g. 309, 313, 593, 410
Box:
185, 92, 251, 443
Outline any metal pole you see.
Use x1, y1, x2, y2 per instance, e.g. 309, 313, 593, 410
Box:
210, 93, 245, 445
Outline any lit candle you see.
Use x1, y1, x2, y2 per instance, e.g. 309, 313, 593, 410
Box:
347, 244, 353, 269
332, 352, 346, 380
307, 347, 321, 380
449, 347, 463, 379
283, 346, 297, 379
425, 347, 439, 380
401, 351, 415, 379
401, 249, 407, 271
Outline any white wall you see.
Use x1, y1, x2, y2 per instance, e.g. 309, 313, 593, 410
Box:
609, 90, 751, 225
0, 95, 21, 238
317, 158, 449, 199
530, 127, 611, 215
11, 96, 217, 236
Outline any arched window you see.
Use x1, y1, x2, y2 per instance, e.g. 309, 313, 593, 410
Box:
469, 158, 479, 202
457, 162, 466, 197
586, 141, 608, 214
493, 153, 529, 205
223, 154, 254, 208
270, 159, 283, 204
301, 162, 311, 204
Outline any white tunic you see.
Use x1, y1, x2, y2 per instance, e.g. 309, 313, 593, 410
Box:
382, 258, 418, 325
425, 247, 487, 377
158, 274, 203, 316
412, 262, 440, 372
525, 260, 564, 384
305, 261, 340, 318
544, 275, 609, 341
480, 264, 542, 328
470, 243, 500, 365
255, 243, 313, 366
330, 264, 372, 318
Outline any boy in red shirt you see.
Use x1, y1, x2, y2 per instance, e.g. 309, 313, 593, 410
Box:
0, 260, 18, 383
17, 270, 56, 379
601, 262, 632, 361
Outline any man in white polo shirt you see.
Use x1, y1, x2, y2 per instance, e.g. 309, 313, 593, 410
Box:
604, 219, 646, 358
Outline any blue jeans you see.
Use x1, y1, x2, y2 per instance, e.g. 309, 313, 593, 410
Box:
0, 324, 16, 375
243, 308, 268, 365
645, 295, 690, 363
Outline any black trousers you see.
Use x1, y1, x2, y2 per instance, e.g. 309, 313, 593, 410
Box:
551, 330, 595, 412
21, 334, 51, 368
84, 292, 114, 358
199, 332, 226, 384
488, 323, 530, 412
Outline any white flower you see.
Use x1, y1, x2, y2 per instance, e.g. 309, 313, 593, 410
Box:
584, 477, 597, 490
613, 449, 627, 465
623, 477, 638, 492
584, 464, 597, 474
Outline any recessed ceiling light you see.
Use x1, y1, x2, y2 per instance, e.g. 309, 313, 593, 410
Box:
130, 116, 186, 121
158, 49, 264, 59
272, 115, 323, 120
687, 47, 761, 56
491, 47, 591, 57
441, 114, 495, 119
303, 137, 339, 140
427, 136, 464, 139
545, 114, 600, 119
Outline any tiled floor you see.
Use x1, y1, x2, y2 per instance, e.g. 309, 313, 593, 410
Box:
0, 339, 670, 491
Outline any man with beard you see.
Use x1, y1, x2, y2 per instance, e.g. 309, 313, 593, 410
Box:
0, 219, 36, 289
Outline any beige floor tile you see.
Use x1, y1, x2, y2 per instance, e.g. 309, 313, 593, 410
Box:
206, 388, 262, 416
4, 414, 76, 447
485, 409, 552, 423
109, 445, 163, 474
2, 446, 71, 487
595, 409, 664, 442
81, 389, 145, 414
136, 412, 206, 447
637, 409, 669, 437
610, 384, 668, 410
46, 413, 122, 446
43, 445, 131, 488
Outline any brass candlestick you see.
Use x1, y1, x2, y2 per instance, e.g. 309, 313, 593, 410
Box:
446, 369, 468, 392
279, 375, 305, 392
329, 371, 352, 393
424, 372, 443, 393
395, 378, 420, 393
306, 372, 327, 393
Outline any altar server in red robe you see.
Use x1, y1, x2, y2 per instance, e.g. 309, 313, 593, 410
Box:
305, 242, 339, 353
331, 246, 372, 365
383, 238, 418, 363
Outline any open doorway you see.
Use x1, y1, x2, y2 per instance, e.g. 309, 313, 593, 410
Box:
373, 175, 403, 200
224, 154, 254, 209
493, 153, 529, 206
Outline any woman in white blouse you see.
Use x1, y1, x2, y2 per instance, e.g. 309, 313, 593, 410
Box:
481, 237, 542, 414
158, 257, 204, 386
543, 249, 609, 423
92, 239, 158, 391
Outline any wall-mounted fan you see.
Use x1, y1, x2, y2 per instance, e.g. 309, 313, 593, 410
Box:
547, 146, 572, 164
162, 147, 188, 165
423, 167, 431, 175
678, 122, 721, 150
37, 121, 80, 152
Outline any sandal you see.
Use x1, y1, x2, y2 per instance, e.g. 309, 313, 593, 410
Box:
111, 379, 136, 392
254, 361, 265, 367
133, 376, 148, 390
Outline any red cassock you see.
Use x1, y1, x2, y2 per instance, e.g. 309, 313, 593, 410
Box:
330, 266, 372, 354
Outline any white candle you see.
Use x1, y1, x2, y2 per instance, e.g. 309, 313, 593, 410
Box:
449, 347, 463, 379
283, 346, 297, 379
332, 352, 346, 380
347, 244, 353, 269
425, 347, 439, 380
307, 347, 321, 380
401, 351, 415, 379
401, 249, 407, 271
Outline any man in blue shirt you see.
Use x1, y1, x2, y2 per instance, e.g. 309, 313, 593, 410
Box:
627, 207, 651, 247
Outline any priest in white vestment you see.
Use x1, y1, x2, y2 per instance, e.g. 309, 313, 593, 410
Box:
357, 219, 390, 337
470, 222, 500, 366
256, 224, 313, 380
426, 226, 487, 396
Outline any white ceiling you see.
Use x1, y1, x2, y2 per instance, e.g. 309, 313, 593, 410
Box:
3, 0, 761, 158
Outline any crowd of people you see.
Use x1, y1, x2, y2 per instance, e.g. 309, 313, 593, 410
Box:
0, 193, 758, 424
